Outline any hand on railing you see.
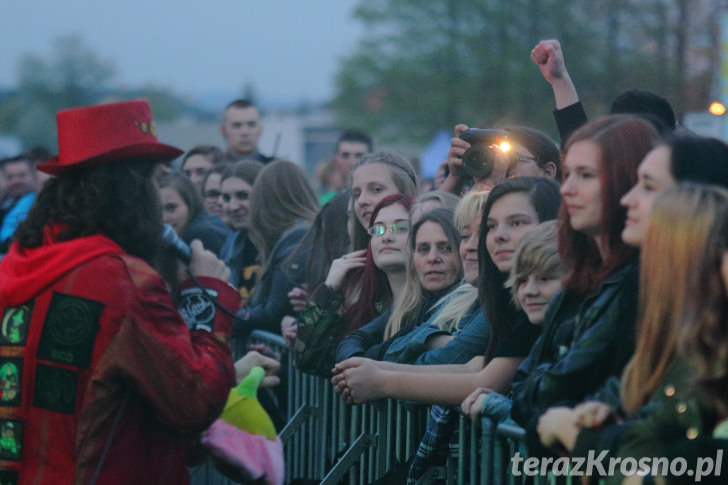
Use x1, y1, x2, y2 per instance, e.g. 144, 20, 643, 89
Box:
331, 357, 385, 404
461, 387, 493, 421
537, 401, 620, 453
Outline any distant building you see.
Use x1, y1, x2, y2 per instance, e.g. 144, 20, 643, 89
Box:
156, 107, 340, 178
0, 135, 21, 158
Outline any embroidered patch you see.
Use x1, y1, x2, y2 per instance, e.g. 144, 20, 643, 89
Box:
178, 287, 217, 332
0, 359, 22, 407
0, 420, 23, 462
33, 364, 77, 414
0, 470, 18, 484
0, 302, 33, 346
37, 293, 102, 368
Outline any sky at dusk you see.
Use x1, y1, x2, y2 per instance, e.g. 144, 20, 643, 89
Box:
1, 0, 364, 105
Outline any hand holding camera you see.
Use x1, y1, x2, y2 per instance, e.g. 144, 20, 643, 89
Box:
458, 127, 511, 180
446, 123, 473, 179
441, 124, 514, 194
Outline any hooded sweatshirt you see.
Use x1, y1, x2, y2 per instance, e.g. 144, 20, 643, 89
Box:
0, 230, 237, 485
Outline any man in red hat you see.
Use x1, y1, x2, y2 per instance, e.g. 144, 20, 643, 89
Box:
0, 99, 238, 484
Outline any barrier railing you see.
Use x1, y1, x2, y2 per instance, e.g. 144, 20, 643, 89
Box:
191, 330, 573, 485
246, 331, 431, 484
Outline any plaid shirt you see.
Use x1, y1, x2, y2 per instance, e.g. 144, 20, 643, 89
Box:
408, 405, 458, 483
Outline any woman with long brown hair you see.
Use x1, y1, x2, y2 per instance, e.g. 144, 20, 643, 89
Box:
233, 160, 319, 337
509, 114, 660, 455
538, 184, 728, 484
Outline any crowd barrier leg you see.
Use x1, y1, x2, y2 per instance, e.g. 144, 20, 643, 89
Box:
213, 330, 593, 485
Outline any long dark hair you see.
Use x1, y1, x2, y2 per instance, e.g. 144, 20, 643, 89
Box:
159, 172, 203, 229
248, 160, 320, 263
15, 159, 163, 265
478, 177, 561, 361
559, 115, 658, 295
299, 190, 352, 290
666, 134, 728, 188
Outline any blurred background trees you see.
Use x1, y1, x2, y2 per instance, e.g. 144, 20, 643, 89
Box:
0, 35, 189, 152
0, 0, 724, 152
0, 35, 115, 150
330, 0, 723, 144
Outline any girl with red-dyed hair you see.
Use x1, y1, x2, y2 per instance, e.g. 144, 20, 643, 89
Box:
509, 114, 660, 454
293, 194, 414, 377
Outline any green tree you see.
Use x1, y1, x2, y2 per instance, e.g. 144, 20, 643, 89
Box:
331, 0, 591, 145
332, 0, 722, 148
3, 35, 116, 151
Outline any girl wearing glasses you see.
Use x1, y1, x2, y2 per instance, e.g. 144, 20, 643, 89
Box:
293, 195, 414, 377
290, 151, 419, 356
332, 177, 560, 404
332, 177, 561, 482
200, 164, 227, 225
335, 206, 467, 363
356, 191, 489, 366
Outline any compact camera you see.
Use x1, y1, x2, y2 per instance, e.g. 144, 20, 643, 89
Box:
458, 128, 510, 179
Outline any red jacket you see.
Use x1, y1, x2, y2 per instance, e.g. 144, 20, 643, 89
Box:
0, 232, 237, 484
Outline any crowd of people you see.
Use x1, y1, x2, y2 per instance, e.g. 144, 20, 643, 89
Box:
1, 38, 728, 484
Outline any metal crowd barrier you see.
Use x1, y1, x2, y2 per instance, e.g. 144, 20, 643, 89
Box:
190, 330, 577, 485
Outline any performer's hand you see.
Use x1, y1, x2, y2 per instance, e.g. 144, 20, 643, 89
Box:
235, 350, 281, 388
188, 239, 230, 281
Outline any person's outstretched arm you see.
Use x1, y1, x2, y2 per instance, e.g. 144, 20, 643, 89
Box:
531, 39, 579, 109
531, 39, 587, 144
331, 355, 522, 406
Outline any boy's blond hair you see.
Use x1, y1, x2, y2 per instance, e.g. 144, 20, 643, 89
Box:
505, 221, 563, 309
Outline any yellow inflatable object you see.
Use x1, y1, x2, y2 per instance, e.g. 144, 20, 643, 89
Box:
218, 366, 277, 440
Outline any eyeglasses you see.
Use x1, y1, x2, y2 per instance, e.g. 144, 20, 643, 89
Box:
368, 222, 409, 237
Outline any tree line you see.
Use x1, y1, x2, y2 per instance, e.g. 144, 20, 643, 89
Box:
330, 0, 723, 145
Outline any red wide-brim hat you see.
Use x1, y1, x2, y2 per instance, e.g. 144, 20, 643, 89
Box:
37, 99, 183, 175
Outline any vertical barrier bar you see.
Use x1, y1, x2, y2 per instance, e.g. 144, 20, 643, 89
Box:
470, 418, 478, 485
481, 417, 497, 485
457, 413, 466, 485
246, 329, 578, 485
384, 399, 395, 473
349, 404, 357, 485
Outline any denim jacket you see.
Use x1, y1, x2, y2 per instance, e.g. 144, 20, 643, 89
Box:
233, 222, 311, 337
382, 301, 487, 365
